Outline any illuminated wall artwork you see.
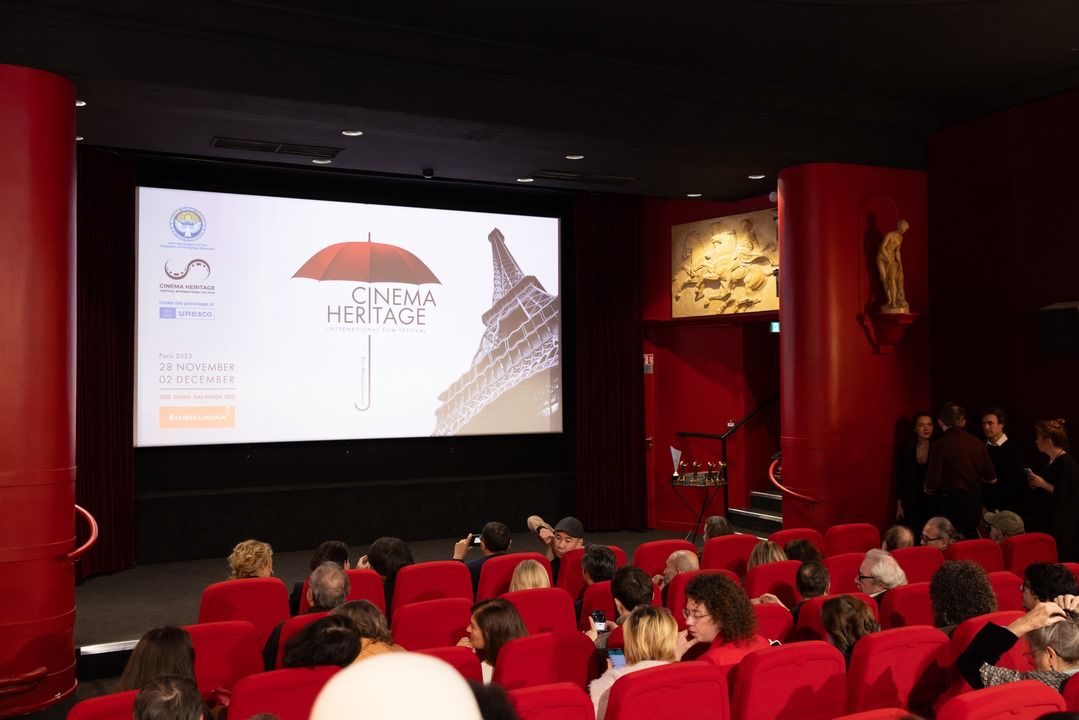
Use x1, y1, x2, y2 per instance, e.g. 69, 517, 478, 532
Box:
671, 209, 778, 317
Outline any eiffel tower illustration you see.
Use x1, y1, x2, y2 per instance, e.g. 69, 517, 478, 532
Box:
433, 228, 561, 436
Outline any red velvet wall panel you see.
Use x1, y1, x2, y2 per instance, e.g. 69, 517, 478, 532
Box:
928, 89, 1079, 444
0, 64, 77, 716
778, 163, 929, 532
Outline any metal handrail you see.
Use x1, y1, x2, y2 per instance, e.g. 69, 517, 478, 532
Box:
0, 666, 46, 698
66, 504, 99, 562
768, 458, 821, 503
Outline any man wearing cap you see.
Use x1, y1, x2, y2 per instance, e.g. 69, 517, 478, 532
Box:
981, 406, 1027, 513
984, 510, 1025, 542
528, 515, 585, 581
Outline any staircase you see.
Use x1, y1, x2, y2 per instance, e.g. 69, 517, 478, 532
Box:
729, 490, 783, 536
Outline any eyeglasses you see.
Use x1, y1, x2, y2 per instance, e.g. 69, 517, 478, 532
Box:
855, 574, 876, 584
682, 608, 710, 621
921, 534, 943, 543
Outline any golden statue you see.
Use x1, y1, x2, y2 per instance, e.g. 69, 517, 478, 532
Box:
877, 219, 910, 313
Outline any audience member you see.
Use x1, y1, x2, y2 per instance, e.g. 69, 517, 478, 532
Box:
311, 653, 482, 720
227, 539, 273, 580
651, 549, 699, 598
508, 558, 550, 592
922, 516, 960, 550
361, 536, 414, 612
783, 538, 823, 564
703, 515, 735, 540
981, 406, 1027, 513
925, 402, 997, 539
929, 560, 997, 635
333, 600, 402, 663
793, 561, 831, 624
290, 540, 350, 616
263, 562, 350, 669
456, 598, 528, 684
1028, 418, 1079, 562
454, 522, 512, 593
747, 540, 787, 570
983, 510, 1025, 542
134, 676, 204, 720
896, 411, 935, 529
589, 606, 678, 720
548, 516, 586, 580
677, 573, 768, 665
822, 594, 879, 664
882, 525, 915, 551
582, 545, 617, 586
116, 626, 196, 692
282, 615, 360, 668
957, 594, 1079, 691
1022, 563, 1079, 611
468, 681, 520, 720
587, 565, 654, 648
854, 549, 907, 601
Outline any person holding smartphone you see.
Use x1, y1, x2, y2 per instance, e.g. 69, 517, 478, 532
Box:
589, 606, 677, 720
453, 522, 512, 594
1027, 419, 1079, 562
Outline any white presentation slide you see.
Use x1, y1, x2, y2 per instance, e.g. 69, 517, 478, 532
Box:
135, 187, 562, 447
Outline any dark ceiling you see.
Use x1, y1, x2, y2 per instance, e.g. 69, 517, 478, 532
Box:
3, 0, 1078, 199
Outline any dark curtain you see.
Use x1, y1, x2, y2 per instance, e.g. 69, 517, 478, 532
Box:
573, 194, 647, 530
75, 148, 137, 578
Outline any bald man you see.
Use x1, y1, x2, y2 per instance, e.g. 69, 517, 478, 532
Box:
652, 549, 699, 603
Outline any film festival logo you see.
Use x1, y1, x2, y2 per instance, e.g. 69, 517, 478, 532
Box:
292, 235, 440, 411
160, 258, 215, 298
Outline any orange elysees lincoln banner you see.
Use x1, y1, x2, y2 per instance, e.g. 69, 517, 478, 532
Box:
159, 406, 236, 428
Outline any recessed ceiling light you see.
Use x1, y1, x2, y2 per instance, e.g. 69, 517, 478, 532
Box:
341, 129, 364, 137
311, 159, 333, 165
75, 136, 84, 142
75, 100, 86, 107
517, 177, 534, 183
686, 193, 702, 198
565, 154, 585, 160
748, 174, 767, 180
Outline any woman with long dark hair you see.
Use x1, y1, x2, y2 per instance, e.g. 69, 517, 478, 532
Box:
896, 411, 934, 530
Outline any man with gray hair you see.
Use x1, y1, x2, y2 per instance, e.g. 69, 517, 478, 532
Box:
263, 562, 350, 669
854, 548, 908, 602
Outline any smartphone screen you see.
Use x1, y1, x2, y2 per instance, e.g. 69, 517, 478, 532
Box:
471, 534, 482, 546
608, 649, 626, 669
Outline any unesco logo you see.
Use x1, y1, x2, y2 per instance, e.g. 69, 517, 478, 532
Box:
170, 207, 206, 241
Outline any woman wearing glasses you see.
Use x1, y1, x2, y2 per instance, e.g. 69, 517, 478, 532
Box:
676, 573, 768, 668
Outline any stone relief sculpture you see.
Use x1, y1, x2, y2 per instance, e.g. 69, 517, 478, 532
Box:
671, 209, 778, 317
876, 219, 909, 313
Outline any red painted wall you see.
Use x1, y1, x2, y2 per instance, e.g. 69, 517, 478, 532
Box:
928, 89, 1079, 446
778, 163, 930, 532
641, 197, 778, 532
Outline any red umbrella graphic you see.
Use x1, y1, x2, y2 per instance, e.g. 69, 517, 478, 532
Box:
293, 235, 441, 411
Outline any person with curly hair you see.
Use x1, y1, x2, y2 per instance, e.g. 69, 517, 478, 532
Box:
678, 573, 768, 668
227, 539, 273, 580
930, 560, 997, 635
822, 594, 880, 665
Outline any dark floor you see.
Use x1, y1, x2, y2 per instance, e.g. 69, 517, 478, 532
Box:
22, 528, 691, 720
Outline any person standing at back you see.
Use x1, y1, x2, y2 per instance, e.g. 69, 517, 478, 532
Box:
981, 406, 1026, 514
925, 402, 997, 539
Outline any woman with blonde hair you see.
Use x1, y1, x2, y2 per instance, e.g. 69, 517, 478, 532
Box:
589, 605, 678, 720
333, 600, 402, 663
746, 540, 787, 570
227, 539, 273, 579
508, 559, 550, 592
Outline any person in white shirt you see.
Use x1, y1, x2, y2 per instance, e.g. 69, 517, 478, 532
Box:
589, 605, 677, 720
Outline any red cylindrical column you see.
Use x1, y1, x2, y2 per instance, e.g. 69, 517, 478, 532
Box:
0, 64, 77, 717
778, 163, 929, 532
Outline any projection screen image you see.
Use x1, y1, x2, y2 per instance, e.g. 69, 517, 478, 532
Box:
135, 187, 562, 447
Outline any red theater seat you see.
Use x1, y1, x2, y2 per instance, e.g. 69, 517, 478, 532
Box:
730, 641, 847, 720
501, 587, 576, 634
743, 559, 801, 608
67, 691, 138, 720
846, 625, 950, 714
987, 571, 1024, 611
702, 534, 760, 576
391, 560, 473, 615
228, 666, 340, 720
509, 682, 595, 720
557, 546, 627, 602
578, 580, 616, 631
297, 569, 386, 614
415, 645, 483, 683
183, 621, 262, 695
753, 602, 794, 643
605, 662, 730, 720
390, 597, 471, 650
275, 611, 329, 668
769, 527, 825, 552
937, 610, 1028, 705
633, 539, 696, 577
892, 546, 944, 584
824, 552, 866, 594
793, 592, 878, 642
476, 553, 552, 601
944, 540, 1004, 573
1064, 671, 1079, 710
1001, 533, 1057, 576
878, 582, 933, 629
825, 524, 881, 557
935, 679, 1066, 720
198, 578, 290, 646
667, 569, 740, 630
1063, 562, 1079, 586
833, 710, 912, 720
492, 631, 595, 690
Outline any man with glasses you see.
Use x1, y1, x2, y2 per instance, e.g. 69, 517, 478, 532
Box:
854, 549, 908, 601
1021, 563, 1079, 611
921, 516, 960, 550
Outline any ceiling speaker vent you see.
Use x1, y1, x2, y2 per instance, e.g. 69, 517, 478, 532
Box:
532, 169, 636, 185
211, 137, 341, 159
